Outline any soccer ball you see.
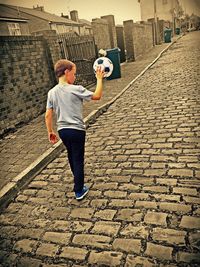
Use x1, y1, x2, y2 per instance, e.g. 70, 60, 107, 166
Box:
93, 57, 113, 78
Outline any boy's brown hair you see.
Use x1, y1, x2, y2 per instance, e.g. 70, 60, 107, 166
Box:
54, 59, 75, 78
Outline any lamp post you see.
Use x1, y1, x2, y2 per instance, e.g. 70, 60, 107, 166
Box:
154, 0, 158, 44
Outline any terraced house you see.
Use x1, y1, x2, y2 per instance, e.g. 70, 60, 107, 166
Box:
0, 4, 92, 36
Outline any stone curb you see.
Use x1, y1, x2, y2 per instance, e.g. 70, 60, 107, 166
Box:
0, 35, 183, 211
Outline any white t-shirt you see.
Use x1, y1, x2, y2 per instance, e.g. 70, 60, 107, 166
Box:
46, 83, 93, 131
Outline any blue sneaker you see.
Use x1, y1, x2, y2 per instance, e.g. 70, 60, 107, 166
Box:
75, 185, 89, 200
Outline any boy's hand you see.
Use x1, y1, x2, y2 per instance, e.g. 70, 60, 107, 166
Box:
49, 132, 58, 144
96, 66, 105, 79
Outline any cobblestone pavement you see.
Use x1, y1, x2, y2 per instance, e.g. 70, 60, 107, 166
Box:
0, 31, 200, 266
0, 40, 172, 190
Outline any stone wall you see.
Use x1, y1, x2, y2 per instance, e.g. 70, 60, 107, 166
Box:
0, 33, 61, 135
123, 20, 135, 61
101, 15, 117, 48
91, 18, 111, 51
116, 25, 126, 63
123, 20, 153, 61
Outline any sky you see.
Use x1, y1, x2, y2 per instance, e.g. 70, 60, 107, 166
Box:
0, 0, 199, 24
0, 0, 141, 25
179, 0, 200, 16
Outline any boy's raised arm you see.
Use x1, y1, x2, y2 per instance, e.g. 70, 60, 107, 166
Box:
92, 67, 104, 100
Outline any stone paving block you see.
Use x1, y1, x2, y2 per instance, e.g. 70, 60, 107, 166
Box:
168, 169, 193, 177
50, 220, 70, 231
0, 226, 17, 239
91, 221, 121, 236
17, 256, 42, 267
92, 182, 118, 190
106, 168, 122, 175
70, 221, 93, 233
112, 238, 141, 253
59, 246, 88, 261
90, 199, 108, 207
109, 175, 131, 183
143, 185, 169, 193
48, 207, 70, 219
173, 187, 197, 196
116, 209, 143, 222
131, 177, 154, 185
42, 231, 71, 244
156, 178, 177, 186
120, 224, 149, 238
180, 216, 200, 229
28, 181, 48, 189
32, 218, 50, 228
145, 242, 173, 261
144, 212, 168, 226
15, 228, 44, 240
159, 202, 192, 213
72, 234, 111, 249
176, 251, 200, 264
135, 201, 158, 209
152, 228, 186, 245
125, 255, 156, 267
94, 209, 117, 221
118, 184, 140, 191
13, 239, 38, 253
103, 190, 127, 198
88, 250, 123, 266
129, 192, 149, 200
152, 194, 181, 202
178, 178, 200, 187
109, 199, 133, 207
70, 208, 94, 219
144, 169, 166, 176
36, 243, 59, 257
188, 232, 200, 249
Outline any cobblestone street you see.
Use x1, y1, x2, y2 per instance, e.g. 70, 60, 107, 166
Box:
0, 31, 200, 266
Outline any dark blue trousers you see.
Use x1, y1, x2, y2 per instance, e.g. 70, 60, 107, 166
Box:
58, 128, 85, 193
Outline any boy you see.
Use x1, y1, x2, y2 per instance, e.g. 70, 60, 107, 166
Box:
45, 59, 104, 200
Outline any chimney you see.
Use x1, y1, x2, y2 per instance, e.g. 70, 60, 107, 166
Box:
61, 13, 69, 19
70, 10, 79, 22
33, 5, 44, 11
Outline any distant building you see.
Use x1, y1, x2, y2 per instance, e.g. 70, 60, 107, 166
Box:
0, 4, 89, 36
68, 10, 93, 35
138, 0, 182, 30
0, 4, 29, 35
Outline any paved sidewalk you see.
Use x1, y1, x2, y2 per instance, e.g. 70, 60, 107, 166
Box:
0, 37, 178, 193
0, 31, 199, 266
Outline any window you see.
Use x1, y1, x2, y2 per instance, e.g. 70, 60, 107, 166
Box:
50, 23, 58, 33
8, 23, 21, 35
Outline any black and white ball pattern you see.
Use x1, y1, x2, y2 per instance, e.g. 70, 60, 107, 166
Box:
93, 57, 114, 78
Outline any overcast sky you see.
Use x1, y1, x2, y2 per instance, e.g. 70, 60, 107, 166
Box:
0, 0, 141, 24
1, 0, 199, 24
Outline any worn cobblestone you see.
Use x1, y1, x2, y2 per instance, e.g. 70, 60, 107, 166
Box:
0, 32, 199, 266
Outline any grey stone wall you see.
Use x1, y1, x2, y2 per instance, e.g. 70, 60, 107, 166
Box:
116, 25, 126, 62
91, 18, 111, 51
123, 20, 153, 61
101, 15, 117, 48
123, 20, 135, 61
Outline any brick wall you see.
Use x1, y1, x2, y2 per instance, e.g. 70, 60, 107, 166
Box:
123, 20, 153, 61
91, 18, 111, 51
0, 34, 60, 135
